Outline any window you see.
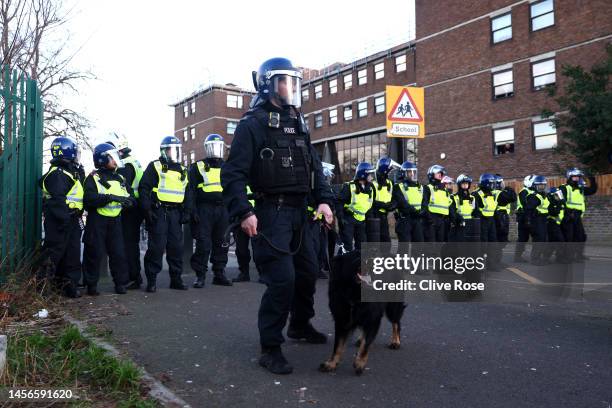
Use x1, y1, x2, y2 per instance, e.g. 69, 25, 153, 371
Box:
183, 129, 188, 142
491, 12, 512, 43
329, 79, 338, 94
183, 154, 187, 166
358, 69, 367, 85
190, 127, 195, 140
343, 105, 353, 121
492, 69, 514, 99
226, 121, 237, 135
190, 151, 195, 163
314, 83, 323, 99
226, 94, 243, 109
493, 127, 515, 155
329, 108, 338, 125
314, 113, 323, 128
395, 54, 407, 72
302, 88, 309, 101
190, 101, 196, 114
358, 100, 368, 117
344, 73, 353, 90
374, 96, 385, 113
532, 58, 555, 90
533, 121, 557, 150
374, 62, 385, 80
183, 105, 188, 118
531, 0, 554, 31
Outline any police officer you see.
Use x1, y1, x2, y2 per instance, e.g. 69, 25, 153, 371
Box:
559, 168, 597, 262
441, 175, 455, 241
545, 187, 567, 263
232, 185, 256, 282
139, 136, 192, 292
450, 174, 476, 242
190, 134, 232, 288
422, 165, 452, 242
472, 174, 499, 269
106, 136, 145, 290
39, 136, 84, 298
83, 143, 134, 295
514, 175, 534, 263
221, 57, 334, 375
524, 175, 549, 265
393, 161, 424, 242
338, 162, 375, 251
369, 157, 396, 243
493, 174, 516, 247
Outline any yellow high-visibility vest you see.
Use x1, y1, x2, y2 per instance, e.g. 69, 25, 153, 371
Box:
427, 184, 451, 216
476, 190, 497, 217
122, 156, 143, 198
535, 194, 550, 215
561, 184, 586, 212
196, 161, 223, 193
453, 194, 474, 219
152, 161, 187, 203
41, 166, 84, 210
373, 179, 393, 213
494, 189, 511, 214
93, 173, 129, 217
398, 183, 423, 211
344, 182, 373, 222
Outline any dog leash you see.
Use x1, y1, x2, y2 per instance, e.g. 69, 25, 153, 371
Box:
222, 220, 304, 256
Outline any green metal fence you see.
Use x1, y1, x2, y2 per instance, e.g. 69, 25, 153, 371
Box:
0, 66, 44, 277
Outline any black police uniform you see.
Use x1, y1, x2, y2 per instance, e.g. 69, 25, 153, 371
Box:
545, 195, 567, 262
560, 177, 597, 261
514, 188, 532, 262
189, 157, 230, 285
472, 188, 513, 269
82, 169, 131, 292
117, 157, 144, 287
39, 159, 84, 296
524, 191, 549, 264
139, 157, 192, 289
421, 180, 453, 242
368, 174, 394, 243
393, 179, 424, 242
338, 180, 375, 251
221, 100, 333, 350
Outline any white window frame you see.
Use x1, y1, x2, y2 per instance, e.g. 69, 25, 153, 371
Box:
531, 0, 555, 32
190, 101, 196, 114
190, 150, 195, 163
374, 96, 385, 113
343, 105, 353, 121
302, 88, 309, 101
314, 83, 323, 99
492, 69, 514, 99
226, 94, 243, 109
329, 108, 338, 125
190, 127, 195, 140
344, 73, 353, 90
374, 62, 385, 80
532, 58, 556, 90
358, 68, 367, 86
358, 100, 368, 117
329, 78, 338, 95
226, 120, 238, 135
533, 120, 558, 150
183, 129, 188, 142
314, 113, 323, 128
183, 105, 188, 118
493, 126, 515, 155
395, 54, 407, 73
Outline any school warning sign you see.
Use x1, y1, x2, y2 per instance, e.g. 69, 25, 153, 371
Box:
386, 86, 425, 138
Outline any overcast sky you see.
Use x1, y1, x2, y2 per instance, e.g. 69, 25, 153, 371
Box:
66, 0, 415, 166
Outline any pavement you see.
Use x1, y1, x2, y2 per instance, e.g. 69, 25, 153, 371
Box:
71, 245, 612, 408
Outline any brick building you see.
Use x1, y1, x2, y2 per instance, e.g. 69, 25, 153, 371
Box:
302, 42, 417, 181
172, 84, 255, 166
415, 0, 612, 180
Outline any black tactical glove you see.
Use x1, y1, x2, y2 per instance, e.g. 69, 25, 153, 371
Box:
191, 213, 200, 224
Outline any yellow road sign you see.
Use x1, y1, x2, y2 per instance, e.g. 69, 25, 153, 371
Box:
386, 86, 425, 138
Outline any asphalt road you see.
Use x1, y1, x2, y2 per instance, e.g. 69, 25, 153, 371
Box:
74, 248, 612, 408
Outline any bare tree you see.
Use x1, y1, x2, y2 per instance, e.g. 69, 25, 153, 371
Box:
1, 0, 93, 148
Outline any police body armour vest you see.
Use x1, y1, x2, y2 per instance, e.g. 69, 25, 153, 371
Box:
494, 189, 510, 214
152, 161, 187, 203
196, 162, 223, 193
42, 166, 84, 210
93, 173, 130, 217
399, 183, 423, 211
562, 184, 586, 212
453, 194, 474, 219
251, 109, 312, 194
345, 182, 373, 222
122, 156, 143, 198
373, 179, 393, 213
476, 190, 497, 217
535, 194, 550, 215
427, 184, 451, 216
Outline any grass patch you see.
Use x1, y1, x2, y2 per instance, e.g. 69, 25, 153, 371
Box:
1, 324, 159, 407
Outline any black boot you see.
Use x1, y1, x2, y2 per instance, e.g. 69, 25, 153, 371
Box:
63, 283, 81, 298
193, 276, 205, 288
146, 280, 157, 293
287, 322, 327, 344
126, 281, 141, 290
212, 271, 233, 286
115, 285, 127, 295
259, 346, 293, 375
87, 285, 100, 296
317, 268, 329, 279
170, 278, 188, 290
232, 271, 250, 283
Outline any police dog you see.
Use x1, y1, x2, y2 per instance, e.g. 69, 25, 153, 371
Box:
319, 250, 405, 375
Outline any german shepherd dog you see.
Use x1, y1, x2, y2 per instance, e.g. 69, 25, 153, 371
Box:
319, 250, 405, 375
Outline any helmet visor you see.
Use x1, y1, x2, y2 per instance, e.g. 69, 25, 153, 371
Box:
272, 74, 302, 108
404, 169, 417, 181
204, 140, 225, 159
106, 149, 124, 168
534, 183, 547, 193
162, 146, 182, 163
75, 146, 81, 164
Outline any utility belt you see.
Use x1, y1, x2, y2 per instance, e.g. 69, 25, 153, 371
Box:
153, 201, 182, 210
197, 198, 224, 206
254, 192, 306, 208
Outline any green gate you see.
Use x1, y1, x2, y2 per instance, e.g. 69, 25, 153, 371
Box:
0, 66, 44, 278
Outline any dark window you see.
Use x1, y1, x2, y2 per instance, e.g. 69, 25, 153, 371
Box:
314, 113, 323, 128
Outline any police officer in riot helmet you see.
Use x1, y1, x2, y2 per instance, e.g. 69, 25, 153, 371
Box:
421, 164, 453, 242
221, 57, 334, 375
338, 162, 376, 251
449, 174, 476, 242
514, 174, 535, 262
524, 175, 550, 265
392, 161, 424, 242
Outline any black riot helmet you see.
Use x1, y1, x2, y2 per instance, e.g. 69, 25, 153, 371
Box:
252, 57, 303, 108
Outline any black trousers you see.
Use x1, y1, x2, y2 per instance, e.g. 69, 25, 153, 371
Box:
515, 213, 531, 257
144, 206, 184, 281
235, 227, 252, 275
42, 214, 82, 285
545, 220, 566, 260
530, 215, 548, 261
339, 215, 366, 252
561, 210, 587, 259
423, 214, 447, 242
83, 212, 128, 287
479, 216, 500, 266
190, 203, 229, 277
318, 225, 329, 271
494, 211, 510, 242
396, 216, 424, 242
121, 207, 143, 284
368, 211, 391, 242
252, 202, 318, 348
